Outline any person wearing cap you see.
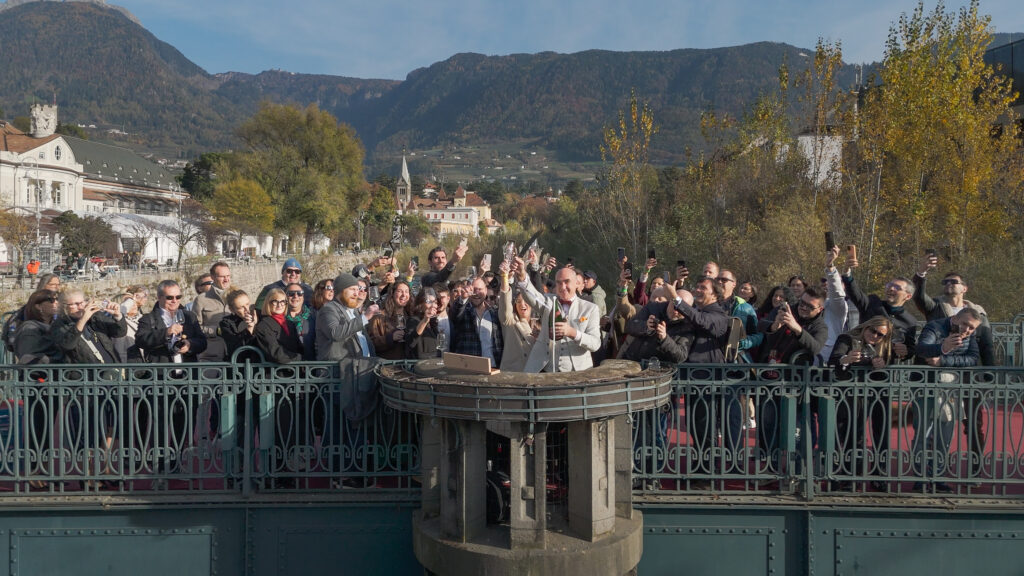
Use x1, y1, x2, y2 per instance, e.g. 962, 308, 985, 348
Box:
316, 273, 375, 361
580, 270, 607, 317
256, 258, 313, 310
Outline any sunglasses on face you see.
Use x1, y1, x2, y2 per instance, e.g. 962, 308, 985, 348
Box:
942, 279, 962, 285
45, 296, 59, 303
164, 295, 183, 301
284, 269, 301, 275
324, 285, 335, 291
199, 281, 214, 287
286, 291, 304, 297
866, 327, 888, 338
885, 282, 906, 291
357, 287, 368, 293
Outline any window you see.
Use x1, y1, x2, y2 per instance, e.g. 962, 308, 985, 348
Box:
54, 146, 62, 160
38, 151, 45, 159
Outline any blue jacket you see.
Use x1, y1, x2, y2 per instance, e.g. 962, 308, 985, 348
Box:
915, 317, 979, 367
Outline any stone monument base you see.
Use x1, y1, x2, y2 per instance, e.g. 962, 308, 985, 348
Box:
413, 512, 644, 576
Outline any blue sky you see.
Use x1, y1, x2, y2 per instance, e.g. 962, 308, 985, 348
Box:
111, 0, 1023, 80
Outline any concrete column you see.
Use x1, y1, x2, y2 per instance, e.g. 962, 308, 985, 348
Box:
440, 419, 486, 542
568, 418, 616, 541
613, 415, 634, 520
420, 417, 442, 518
509, 423, 547, 549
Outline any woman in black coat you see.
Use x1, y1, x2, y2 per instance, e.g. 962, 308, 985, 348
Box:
253, 288, 303, 364
253, 288, 305, 486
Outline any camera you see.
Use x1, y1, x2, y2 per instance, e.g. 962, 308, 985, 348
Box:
173, 337, 188, 350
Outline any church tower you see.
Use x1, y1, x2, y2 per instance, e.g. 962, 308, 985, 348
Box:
396, 155, 411, 211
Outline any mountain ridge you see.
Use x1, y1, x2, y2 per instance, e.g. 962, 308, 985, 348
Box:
0, 1, 867, 164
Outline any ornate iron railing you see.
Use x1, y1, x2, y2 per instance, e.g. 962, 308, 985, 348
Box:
1, 356, 1024, 501
0, 358, 420, 495
632, 363, 1024, 498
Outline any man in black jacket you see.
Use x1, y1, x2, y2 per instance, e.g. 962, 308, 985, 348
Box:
670, 277, 734, 478
135, 280, 208, 479
841, 255, 918, 484
419, 243, 469, 288
756, 286, 829, 473
51, 289, 127, 363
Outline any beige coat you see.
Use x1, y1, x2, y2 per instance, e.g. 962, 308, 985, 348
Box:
498, 288, 537, 372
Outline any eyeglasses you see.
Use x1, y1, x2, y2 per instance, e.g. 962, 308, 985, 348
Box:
286, 291, 304, 297
324, 285, 335, 291
865, 327, 889, 338
270, 300, 287, 306
716, 277, 736, 284
797, 300, 821, 311
284, 269, 301, 275
942, 279, 962, 285
164, 295, 183, 301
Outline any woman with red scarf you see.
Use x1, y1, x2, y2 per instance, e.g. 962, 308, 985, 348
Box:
254, 288, 303, 364
253, 287, 306, 488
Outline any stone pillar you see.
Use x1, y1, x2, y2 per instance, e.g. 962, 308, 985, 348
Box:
440, 419, 486, 542
568, 419, 616, 542
613, 415, 634, 520
420, 417, 442, 518
509, 422, 547, 548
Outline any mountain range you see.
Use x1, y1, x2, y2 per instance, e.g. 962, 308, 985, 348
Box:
2, 1, 1016, 169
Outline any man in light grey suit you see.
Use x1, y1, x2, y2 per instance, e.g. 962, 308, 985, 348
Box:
513, 256, 602, 373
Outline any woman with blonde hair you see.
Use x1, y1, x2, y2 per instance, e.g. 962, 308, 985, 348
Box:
828, 315, 896, 492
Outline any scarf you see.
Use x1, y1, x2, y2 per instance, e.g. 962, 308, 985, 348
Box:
286, 306, 311, 334
271, 313, 291, 336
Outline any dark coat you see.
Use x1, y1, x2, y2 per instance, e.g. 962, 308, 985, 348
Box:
253, 317, 303, 364
13, 320, 63, 364
757, 311, 828, 364
842, 275, 918, 359
219, 314, 259, 362
405, 316, 442, 360
135, 305, 208, 363
671, 300, 729, 363
51, 312, 126, 363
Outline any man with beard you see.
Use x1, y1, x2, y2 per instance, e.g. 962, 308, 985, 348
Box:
669, 276, 732, 480
316, 273, 375, 361
756, 286, 829, 473
420, 243, 470, 289
315, 273, 379, 487
514, 257, 601, 373
450, 276, 503, 368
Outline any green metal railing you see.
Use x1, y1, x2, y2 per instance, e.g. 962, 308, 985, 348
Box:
1, 355, 1024, 501
0, 357, 420, 495
631, 363, 1024, 499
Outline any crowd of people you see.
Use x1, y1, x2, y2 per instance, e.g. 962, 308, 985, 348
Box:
0, 241, 995, 492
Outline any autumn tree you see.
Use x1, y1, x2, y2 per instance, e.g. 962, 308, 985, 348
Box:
208, 178, 276, 254
0, 210, 37, 288
579, 89, 659, 260
236, 103, 365, 253
849, 0, 1022, 285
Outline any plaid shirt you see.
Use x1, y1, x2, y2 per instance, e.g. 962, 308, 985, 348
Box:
450, 298, 503, 368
